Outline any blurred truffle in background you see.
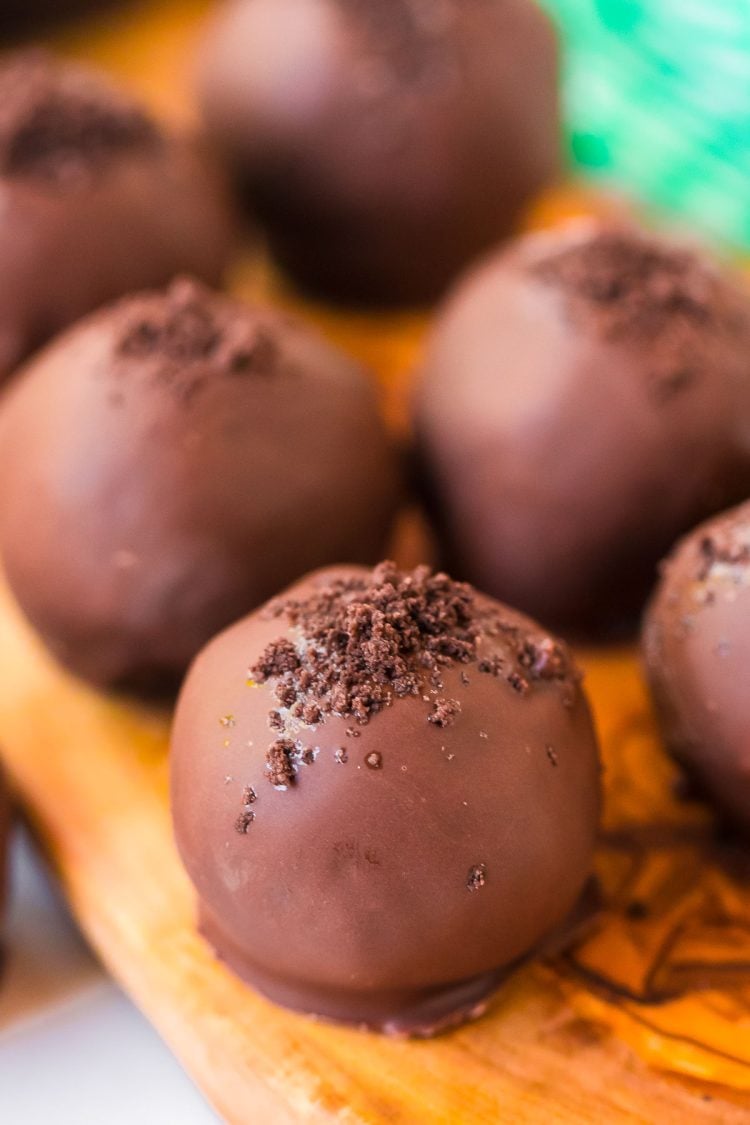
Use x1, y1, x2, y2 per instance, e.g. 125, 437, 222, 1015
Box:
0, 49, 235, 387
196, 0, 560, 308
0, 279, 402, 693
413, 221, 750, 635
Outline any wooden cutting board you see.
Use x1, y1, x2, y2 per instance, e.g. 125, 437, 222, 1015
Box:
1, 1, 750, 1121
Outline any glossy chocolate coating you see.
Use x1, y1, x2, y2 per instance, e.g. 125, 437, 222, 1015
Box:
0, 50, 233, 386
414, 222, 750, 635
644, 503, 750, 833
171, 563, 601, 1034
196, 0, 559, 307
0, 281, 401, 691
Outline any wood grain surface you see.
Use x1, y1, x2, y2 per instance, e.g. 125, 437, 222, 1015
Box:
1, 1, 749, 1121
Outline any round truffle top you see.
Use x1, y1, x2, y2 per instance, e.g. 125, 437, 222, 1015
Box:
249, 561, 581, 789
107, 276, 289, 398
649, 502, 750, 618
198, 0, 557, 179
0, 50, 159, 186
525, 224, 746, 400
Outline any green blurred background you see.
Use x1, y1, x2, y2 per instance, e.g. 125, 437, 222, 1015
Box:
544, 0, 750, 249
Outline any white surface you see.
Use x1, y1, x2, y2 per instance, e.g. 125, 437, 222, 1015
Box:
0, 829, 221, 1125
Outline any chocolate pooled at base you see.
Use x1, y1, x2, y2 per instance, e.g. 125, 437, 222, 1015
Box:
0, 280, 401, 692
196, 0, 559, 307
0, 50, 233, 387
171, 563, 601, 1035
413, 222, 750, 636
644, 502, 750, 835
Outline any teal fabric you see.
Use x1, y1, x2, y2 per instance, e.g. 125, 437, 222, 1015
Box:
541, 0, 750, 248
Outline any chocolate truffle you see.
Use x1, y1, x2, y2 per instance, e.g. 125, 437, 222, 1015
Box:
171, 562, 601, 1035
414, 222, 750, 635
0, 50, 233, 386
644, 502, 750, 834
0, 280, 401, 691
196, 0, 559, 307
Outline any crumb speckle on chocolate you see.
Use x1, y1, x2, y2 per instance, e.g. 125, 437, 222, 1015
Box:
696, 524, 750, 583
114, 279, 284, 402
546, 745, 558, 767
248, 563, 580, 791
235, 810, 255, 834
467, 864, 487, 892
532, 229, 738, 401
0, 50, 158, 184
266, 738, 296, 786
428, 697, 461, 727
252, 562, 575, 724
241, 786, 257, 805
335, 746, 349, 765
365, 751, 383, 770
251, 563, 479, 725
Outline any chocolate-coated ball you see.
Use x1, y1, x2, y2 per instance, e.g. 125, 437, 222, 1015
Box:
171, 562, 601, 1034
644, 502, 750, 834
0, 50, 233, 386
414, 223, 750, 634
197, 0, 559, 307
0, 281, 401, 691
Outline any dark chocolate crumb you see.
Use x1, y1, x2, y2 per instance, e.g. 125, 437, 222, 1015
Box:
696, 524, 750, 582
241, 786, 257, 805
467, 864, 487, 892
235, 810, 255, 834
268, 710, 284, 732
299, 701, 322, 725
0, 51, 159, 184
250, 563, 480, 728
532, 228, 737, 401
298, 746, 316, 765
507, 671, 529, 695
334, 746, 349, 765
427, 697, 461, 727
114, 280, 285, 402
253, 637, 301, 679
248, 563, 579, 791
518, 637, 568, 681
275, 683, 297, 709
460, 670, 470, 686
266, 739, 296, 786
365, 751, 383, 770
